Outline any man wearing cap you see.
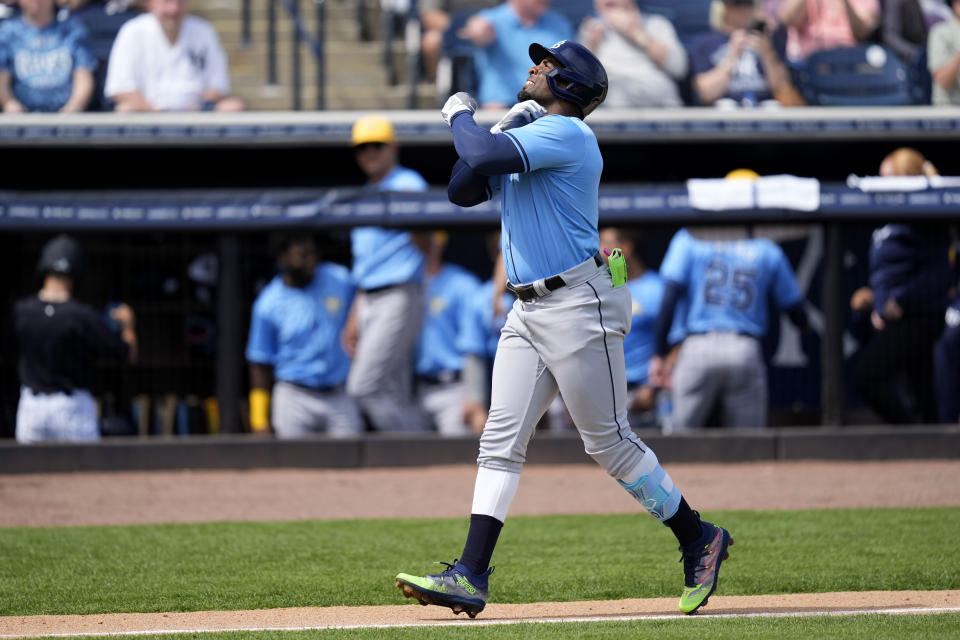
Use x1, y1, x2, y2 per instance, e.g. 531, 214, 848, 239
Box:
11, 235, 138, 443
343, 115, 430, 431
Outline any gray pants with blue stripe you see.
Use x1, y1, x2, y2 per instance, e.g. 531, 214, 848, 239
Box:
478, 256, 652, 480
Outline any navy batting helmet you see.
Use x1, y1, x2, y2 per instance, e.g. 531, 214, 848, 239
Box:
529, 40, 608, 117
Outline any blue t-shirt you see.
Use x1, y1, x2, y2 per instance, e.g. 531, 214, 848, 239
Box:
245, 263, 355, 388
0, 16, 96, 112
415, 263, 482, 375
474, 5, 572, 106
493, 115, 603, 284
689, 30, 787, 104
458, 279, 515, 359
659, 229, 802, 338
351, 165, 429, 290
624, 271, 664, 386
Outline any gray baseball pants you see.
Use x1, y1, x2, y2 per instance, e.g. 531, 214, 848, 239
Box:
271, 381, 364, 438
478, 255, 651, 479
346, 281, 424, 430
671, 332, 767, 429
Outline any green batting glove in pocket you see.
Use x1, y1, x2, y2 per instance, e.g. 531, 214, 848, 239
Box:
608, 248, 627, 287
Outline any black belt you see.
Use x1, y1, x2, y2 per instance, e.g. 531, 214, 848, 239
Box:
284, 381, 343, 393
417, 370, 461, 385
361, 284, 398, 295
507, 252, 603, 302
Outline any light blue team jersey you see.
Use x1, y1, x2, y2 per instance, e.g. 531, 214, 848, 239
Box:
624, 272, 664, 386
245, 263, 355, 388
0, 16, 96, 112
415, 263, 481, 375
659, 229, 802, 338
494, 115, 603, 284
458, 279, 515, 359
351, 165, 429, 290
473, 5, 572, 106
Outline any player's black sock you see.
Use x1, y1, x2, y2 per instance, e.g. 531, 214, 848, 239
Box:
665, 497, 702, 548
459, 513, 503, 575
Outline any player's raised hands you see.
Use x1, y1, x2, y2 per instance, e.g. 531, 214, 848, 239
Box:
490, 100, 547, 134
441, 92, 478, 126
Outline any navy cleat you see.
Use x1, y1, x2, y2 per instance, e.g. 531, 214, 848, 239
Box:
678, 520, 733, 614
395, 560, 492, 618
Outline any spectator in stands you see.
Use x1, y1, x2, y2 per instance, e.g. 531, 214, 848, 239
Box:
245, 232, 362, 439
420, 0, 499, 81
691, 0, 795, 107
458, 0, 573, 107
12, 235, 138, 443
414, 231, 482, 435
599, 227, 665, 427
103, 0, 244, 112
880, 0, 929, 61
774, 0, 880, 62
850, 148, 951, 424
649, 213, 809, 430
458, 232, 513, 433
342, 115, 430, 431
928, 0, 960, 104
0, 0, 97, 113
579, 0, 688, 107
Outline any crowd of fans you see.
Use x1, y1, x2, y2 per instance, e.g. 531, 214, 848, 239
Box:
3, 0, 960, 110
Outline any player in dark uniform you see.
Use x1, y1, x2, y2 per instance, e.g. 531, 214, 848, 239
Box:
12, 235, 137, 443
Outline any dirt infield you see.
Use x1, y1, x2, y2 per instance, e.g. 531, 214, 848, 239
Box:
2, 460, 959, 635
2, 460, 959, 527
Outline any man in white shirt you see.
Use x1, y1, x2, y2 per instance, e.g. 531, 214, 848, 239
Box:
104, 0, 244, 112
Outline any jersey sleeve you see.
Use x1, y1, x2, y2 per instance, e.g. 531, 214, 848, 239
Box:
658, 230, 693, 287
502, 116, 582, 173
103, 22, 139, 97
245, 299, 278, 365
770, 245, 803, 308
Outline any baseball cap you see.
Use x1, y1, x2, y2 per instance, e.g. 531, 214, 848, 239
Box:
351, 115, 396, 146
725, 168, 760, 180
37, 234, 83, 276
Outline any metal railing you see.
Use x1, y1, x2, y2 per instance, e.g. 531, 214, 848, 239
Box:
242, 0, 326, 110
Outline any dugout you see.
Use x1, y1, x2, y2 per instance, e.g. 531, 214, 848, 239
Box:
0, 108, 957, 439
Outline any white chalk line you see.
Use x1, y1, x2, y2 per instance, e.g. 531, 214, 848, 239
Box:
3, 605, 960, 638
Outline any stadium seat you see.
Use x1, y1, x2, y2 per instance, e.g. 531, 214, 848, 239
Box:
791, 44, 923, 106
636, 0, 712, 50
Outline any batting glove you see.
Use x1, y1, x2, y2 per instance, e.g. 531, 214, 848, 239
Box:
441, 92, 478, 126
490, 100, 547, 134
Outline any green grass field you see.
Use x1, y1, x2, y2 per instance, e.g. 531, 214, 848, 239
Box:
2, 507, 958, 637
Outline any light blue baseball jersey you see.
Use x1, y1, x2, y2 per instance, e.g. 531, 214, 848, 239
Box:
494, 115, 603, 284
351, 165, 429, 290
0, 16, 96, 112
245, 263, 355, 388
458, 279, 515, 359
659, 229, 802, 338
473, 5, 572, 106
415, 263, 481, 375
624, 272, 664, 386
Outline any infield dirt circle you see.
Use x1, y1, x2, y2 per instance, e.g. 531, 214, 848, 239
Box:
2, 460, 959, 635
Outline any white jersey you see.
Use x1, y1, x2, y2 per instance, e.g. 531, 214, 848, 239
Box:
104, 13, 231, 111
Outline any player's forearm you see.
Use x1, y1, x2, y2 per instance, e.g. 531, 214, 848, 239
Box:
450, 113, 525, 175
448, 158, 492, 207
60, 68, 94, 113
654, 281, 683, 356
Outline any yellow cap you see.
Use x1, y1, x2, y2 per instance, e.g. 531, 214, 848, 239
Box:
352, 115, 396, 146
725, 168, 760, 180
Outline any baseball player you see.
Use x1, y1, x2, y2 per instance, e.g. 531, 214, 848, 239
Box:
395, 40, 732, 617
649, 228, 809, 429
245, 233, 362, 438
12, 235, 137, 443
414, 231, 482, 435
344, 115, 429, 431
